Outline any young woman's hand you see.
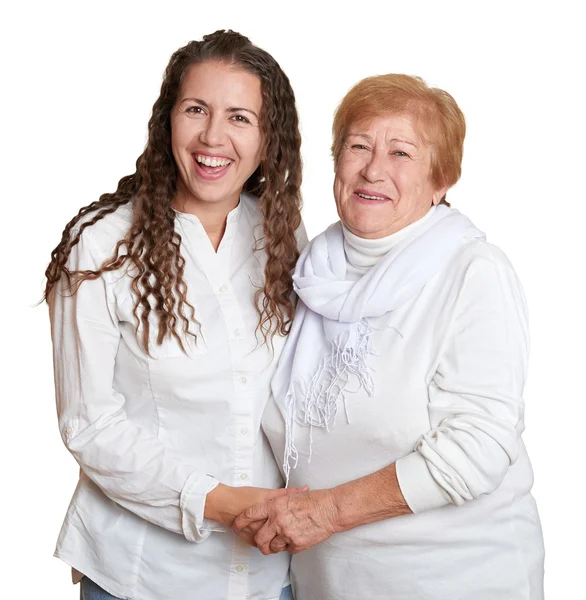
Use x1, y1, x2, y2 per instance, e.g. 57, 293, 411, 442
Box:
205, 484, 309, 531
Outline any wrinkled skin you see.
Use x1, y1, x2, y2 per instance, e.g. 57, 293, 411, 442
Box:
232, 489, 340, 554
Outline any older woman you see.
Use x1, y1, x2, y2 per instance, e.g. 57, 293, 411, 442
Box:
234, 74, 545, 599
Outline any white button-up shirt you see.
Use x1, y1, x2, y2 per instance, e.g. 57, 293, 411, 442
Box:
50, 193, 305, 600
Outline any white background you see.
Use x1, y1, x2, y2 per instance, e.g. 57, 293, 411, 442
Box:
2, 0, 584, 598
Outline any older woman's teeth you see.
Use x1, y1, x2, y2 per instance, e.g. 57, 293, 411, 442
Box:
357, 192, 386, 200
195, 155, 232, 167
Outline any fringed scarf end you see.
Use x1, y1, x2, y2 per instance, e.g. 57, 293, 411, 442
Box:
282, 320, 376, 482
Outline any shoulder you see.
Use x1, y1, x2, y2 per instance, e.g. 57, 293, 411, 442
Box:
295, 219, 310, 251
300, 221, 342, 255
441, 237, 527, 319
65, 202, 133, 271
239, 192, 261, 223
240, 191, 309, 249
71, 202, 133, 258
448, 237, 519, 282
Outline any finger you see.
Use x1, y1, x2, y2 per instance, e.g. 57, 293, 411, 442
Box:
241, 520, 265, 536
233, 529, 257, 547
269, 535, 288, 554
232, 503, 269, 533
255, 522, 280, 556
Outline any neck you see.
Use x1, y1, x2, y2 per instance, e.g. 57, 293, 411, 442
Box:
172, 188, 241, 251
343, 206, 437, 275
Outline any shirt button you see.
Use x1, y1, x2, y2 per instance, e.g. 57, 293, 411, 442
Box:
240, 428, 249, 435
234, 328, 241, 337
240, 376, 247, 384
240, 473, 249, 481
219, 284, 228, 293
235, 564, 245, 573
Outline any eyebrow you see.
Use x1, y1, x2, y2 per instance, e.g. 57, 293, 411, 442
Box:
227, 107, 259, 118
347, 133, 418, 147
179, 97, 259, 119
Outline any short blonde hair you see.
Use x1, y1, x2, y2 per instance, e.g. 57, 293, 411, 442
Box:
332, 74, 466, 194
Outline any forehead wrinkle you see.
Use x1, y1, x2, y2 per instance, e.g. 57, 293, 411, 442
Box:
387, 136, 418, 148
347, 133, 373, 142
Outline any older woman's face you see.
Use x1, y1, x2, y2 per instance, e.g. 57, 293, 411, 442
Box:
334, 114, 447, 239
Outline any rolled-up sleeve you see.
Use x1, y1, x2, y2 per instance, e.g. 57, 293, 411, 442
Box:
50, 229, 224, 541
396, 251, 529, 513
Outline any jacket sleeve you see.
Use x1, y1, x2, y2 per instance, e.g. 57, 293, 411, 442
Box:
50, 228, 224, 541
395, 250, 529, 512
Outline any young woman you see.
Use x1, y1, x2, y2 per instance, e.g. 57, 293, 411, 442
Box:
45, 30, 306, 600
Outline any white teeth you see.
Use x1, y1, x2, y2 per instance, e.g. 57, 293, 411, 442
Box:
357, 192, 387, 201
195, 155, 232, 167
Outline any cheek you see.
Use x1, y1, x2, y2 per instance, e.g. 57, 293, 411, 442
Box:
391, 165, 412, 188
170, 132, 184, 172
171, 123, 192, 157
335, 155, 361, 186
236, 130, 263, 165
333, 175, 349, 210
334, 162, 359, 207
252, 138, 263, 164
394, 165, 425, 197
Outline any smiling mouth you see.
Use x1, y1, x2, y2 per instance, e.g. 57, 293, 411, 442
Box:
192, 154, 233, 181
194, 154, 233, 168
354, 190, 391, 202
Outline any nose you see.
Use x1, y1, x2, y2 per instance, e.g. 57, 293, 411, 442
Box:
199, 114, 225, 147
361, 149, 387, 183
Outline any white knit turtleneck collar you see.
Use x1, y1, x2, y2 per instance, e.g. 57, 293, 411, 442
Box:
343, 206, 437, 277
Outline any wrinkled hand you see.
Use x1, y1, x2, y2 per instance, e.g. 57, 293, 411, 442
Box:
205, 484, 309, 544
232, 489, 339, 555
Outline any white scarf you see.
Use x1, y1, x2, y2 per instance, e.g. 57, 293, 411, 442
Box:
271, 205, 485, 482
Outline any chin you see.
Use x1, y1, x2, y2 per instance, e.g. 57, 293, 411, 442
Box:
192, 185, 232, 204
348, 217, 385, 237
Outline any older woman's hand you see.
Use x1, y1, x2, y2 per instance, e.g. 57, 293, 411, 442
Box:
232, 489, 340, 555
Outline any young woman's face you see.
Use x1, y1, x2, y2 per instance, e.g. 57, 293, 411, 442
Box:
171, 61, 263, 213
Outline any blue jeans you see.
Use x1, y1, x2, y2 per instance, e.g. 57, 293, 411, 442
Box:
81, 577, 294, 599
80, 578, 118, 600
280, 584, 294, 600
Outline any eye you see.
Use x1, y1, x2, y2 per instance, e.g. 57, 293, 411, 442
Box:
185, 105, 205, 115
231, 114, 251, 124
392, 150, 410, 158
350, 144, 370, 151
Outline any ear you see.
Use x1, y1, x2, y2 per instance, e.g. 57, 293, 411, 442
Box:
432, 185, 449, 206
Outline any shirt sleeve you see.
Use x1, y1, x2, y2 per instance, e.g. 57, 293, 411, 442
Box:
50, 228, 225, 542
395, 249, 529, 513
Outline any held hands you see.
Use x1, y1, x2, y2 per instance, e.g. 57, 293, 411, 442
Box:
205, 484, 309, 546
231, 489, 340, 555
229, 464, 410, 552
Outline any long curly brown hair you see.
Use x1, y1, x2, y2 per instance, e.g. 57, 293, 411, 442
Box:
44, 30, 303, 351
